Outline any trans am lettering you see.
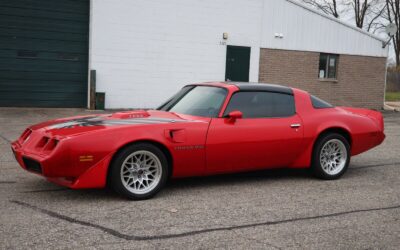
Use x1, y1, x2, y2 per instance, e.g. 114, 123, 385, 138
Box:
174, 145, 204, 150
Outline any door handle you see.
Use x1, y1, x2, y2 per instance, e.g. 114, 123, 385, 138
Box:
290, 124, 301, 128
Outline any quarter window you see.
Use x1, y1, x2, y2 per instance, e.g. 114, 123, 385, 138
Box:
224, 91, 295, 118
319, 54, 338, 79
310, 95, 334, 108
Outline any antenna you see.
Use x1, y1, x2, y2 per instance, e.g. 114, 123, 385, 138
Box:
383, 23, 398, 48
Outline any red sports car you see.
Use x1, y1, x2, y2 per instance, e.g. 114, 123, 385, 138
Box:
12, 82, 385, 199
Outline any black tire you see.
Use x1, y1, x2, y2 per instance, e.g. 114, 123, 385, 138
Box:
109, 143, 169, 200
311, 133, 350, 180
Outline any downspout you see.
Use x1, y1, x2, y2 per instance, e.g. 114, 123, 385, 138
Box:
383, 45, 389, 110
87, 0, 94, 109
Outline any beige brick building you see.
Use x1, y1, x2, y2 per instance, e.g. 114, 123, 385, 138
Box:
259, 49, 387, 109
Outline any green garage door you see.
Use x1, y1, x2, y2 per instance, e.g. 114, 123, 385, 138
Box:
0, 0, 89, 107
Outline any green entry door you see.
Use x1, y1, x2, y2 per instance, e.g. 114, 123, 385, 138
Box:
0, 0, 89, 107
225, 45, 251, 82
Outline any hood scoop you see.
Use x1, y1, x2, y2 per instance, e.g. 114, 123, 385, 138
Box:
111, 110, 150, 119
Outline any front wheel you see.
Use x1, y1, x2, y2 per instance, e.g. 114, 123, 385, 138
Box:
109, 143, 169, 200
312, 133, 350, 180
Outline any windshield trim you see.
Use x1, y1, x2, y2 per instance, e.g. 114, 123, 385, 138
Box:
157, 86, 194, 111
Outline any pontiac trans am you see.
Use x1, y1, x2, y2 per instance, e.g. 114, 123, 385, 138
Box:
12, 82, 385, 199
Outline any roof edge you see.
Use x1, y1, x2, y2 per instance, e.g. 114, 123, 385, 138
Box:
286, 0, 386, 43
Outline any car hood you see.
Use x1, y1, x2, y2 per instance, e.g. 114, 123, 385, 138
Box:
29, 110, 209, 138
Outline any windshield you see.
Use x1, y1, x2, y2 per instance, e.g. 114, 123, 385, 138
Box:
158, 86, 227, 117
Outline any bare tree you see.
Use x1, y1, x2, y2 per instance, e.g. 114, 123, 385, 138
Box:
347, 0, 387, 31
301, 0, 386, 33
302, 0, 340, 17
384, 0, 400, 65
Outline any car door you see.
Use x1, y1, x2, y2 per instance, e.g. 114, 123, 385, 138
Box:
205, 91, 304, 174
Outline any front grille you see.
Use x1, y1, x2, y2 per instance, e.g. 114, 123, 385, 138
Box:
22, 157, 42, 174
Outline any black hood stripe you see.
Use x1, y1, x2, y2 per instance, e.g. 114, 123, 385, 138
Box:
47, 116, 204, 129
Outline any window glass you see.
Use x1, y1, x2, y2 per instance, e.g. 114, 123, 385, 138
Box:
327, 55, 337, 78
319, 54, 328, 78
310, 95, 334, 108
319, 54, 338, 79
165, 86, 227, 117
157, 86, 193, 110
224, 91, 295, 118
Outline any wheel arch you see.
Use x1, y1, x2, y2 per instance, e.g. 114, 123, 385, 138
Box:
106, 139, 173, 186
315, 127, 352, 149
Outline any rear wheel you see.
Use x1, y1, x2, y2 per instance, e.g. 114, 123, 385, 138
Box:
109, 143, 169, 200
312, 133, 350, 180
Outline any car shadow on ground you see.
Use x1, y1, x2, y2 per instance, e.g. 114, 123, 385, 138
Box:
16, 168, 313, 200
15, 165, 375, 201
167, 168, 312, 189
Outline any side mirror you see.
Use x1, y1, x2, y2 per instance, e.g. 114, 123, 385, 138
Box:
226, 110, 243, 123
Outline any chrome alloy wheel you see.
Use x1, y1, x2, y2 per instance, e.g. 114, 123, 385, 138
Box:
120, 150, 162, 195
319, 139, 347, 175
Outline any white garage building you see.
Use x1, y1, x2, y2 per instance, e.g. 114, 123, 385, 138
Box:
89, 0, 387, 109
0, 0, 388, 109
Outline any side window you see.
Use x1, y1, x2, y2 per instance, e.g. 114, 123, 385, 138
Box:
224, 91, 295, 118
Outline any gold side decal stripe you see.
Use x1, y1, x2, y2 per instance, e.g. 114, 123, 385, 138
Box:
79, 155, 94, 162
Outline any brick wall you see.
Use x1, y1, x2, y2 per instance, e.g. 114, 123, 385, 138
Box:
259, 48, 387, 109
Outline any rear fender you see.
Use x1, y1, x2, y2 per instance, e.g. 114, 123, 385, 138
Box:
290, 120, 352, 168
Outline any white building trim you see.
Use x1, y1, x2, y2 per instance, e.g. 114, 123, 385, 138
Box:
286, 0, 385, 42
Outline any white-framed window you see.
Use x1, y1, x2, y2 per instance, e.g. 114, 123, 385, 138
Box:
319, 54, 338, 79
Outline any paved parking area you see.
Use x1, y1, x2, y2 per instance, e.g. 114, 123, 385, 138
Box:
0, 108, 399, 249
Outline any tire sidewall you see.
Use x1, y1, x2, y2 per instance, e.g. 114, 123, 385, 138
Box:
312, 133, 350, 180
110, 143, 169, 200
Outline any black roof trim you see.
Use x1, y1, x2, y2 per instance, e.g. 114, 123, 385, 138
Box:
231, 82, 293, 95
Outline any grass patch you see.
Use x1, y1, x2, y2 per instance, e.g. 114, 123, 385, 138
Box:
386, 92, 400, 102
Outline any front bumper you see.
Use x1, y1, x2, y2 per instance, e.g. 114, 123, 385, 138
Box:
11, 140, 112, 189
